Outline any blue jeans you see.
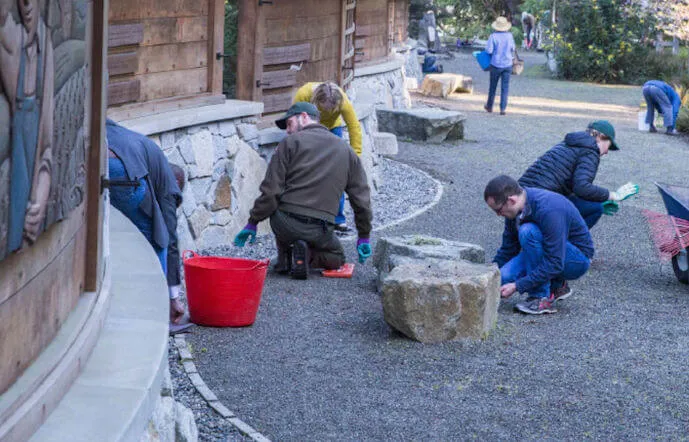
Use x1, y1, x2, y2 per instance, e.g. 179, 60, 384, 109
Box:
500, 223, 591, 298
643, 85, 674, 129
109, 158, 168, 273
568, 195, 603, 229
330, 126, 346, 224
486, 65, 512, 112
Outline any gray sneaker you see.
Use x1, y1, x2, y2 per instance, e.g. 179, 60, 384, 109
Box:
515, 295, 557, 314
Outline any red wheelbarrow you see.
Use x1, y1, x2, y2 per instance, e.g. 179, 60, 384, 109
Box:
643, 182, 689, 283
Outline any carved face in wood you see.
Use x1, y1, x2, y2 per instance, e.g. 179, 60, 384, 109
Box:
17, 0, 39, 37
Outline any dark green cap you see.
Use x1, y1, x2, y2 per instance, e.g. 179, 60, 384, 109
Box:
588, 120, 619, 150
275, 102, 320, 130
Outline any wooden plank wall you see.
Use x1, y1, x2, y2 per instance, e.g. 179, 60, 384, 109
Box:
393, 0, 408, 44
261, 0, 342, 113
355, 0, 389, 63
108, 0, 210, 106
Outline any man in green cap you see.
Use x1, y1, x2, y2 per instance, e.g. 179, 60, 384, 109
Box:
233, 102, 373, 279
518, 120, 638, 298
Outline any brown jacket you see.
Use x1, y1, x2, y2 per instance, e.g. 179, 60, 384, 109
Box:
248, 124, 372, 238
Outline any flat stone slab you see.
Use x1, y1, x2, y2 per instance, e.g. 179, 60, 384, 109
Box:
373, 235, 485, 290
382, 259, 500, 342
376, 108, 466, 143
421, 73, 473, 98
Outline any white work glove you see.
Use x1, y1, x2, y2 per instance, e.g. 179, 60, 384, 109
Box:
609, 182, 639, 202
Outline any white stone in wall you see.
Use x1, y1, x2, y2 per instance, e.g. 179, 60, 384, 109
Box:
373, 132, 398, 157
211, 209, 232, 226
181, 185, 197, 217
237, 123, 258, 141
178, 136, 196, 164
177, 214, 195, 255
212, 159, 230, 181
161, 132, 176, 150
212, 135, 226, 163
164, 147, 185, 169
230, 141, 269, 236
189, 177, 212, 206
225, 135, 243, 157
149, 134, 162, 148
218, 121, 237, 138
188, 125, 204, 135
188, 206, 212, 239
200, 225, 229, 247
190, 130, 214, 177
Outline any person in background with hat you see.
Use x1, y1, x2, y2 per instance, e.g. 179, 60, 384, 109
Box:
642, 80, 681, 136
484, 16, 516, 115
485, 175, 594, 315
293, 81, 363, 233
233, 102, 373, 280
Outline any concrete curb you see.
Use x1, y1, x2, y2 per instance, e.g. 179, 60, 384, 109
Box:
172, 334, 271, 442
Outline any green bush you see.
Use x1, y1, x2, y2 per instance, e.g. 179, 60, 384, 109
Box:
676, 107, 689, 133
551, 0, 668, 84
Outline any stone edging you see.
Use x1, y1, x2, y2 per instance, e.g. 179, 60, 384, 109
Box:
172, 334, 271, 442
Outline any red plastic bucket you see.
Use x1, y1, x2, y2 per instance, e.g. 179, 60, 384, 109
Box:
183, 251, 270, 327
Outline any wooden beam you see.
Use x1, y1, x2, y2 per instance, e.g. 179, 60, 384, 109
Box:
263, 43, 311, 66
107, 51, 138, 76
108, 23, 143, 48
261, 69, 297, 90
85, 0, 108, 291
207, 0, 225, 95
107, 79, 141, 106
236, 0, 265, 101
107, 93, 225, 121
263, 91, 294, 114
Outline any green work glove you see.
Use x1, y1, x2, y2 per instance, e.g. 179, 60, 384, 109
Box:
609, 182, 639, 202
357, 238, 372, 264
233, 223, 257, 247
602, 200, 619, 216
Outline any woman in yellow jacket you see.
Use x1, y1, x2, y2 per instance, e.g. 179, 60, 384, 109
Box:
293, 81, 362, 231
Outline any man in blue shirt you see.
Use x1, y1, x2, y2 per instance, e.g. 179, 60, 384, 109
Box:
485, 175, 594, 314
484, 16, 516, 115
642, 80, 681, 135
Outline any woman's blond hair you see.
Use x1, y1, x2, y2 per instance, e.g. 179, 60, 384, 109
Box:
312, 82, 343, 112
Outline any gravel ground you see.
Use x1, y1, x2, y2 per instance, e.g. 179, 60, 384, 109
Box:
168, 337, 249, 441
184, 51, 689, 440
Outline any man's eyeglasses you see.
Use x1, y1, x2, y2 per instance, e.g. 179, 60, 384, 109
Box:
492, 200, 507, 215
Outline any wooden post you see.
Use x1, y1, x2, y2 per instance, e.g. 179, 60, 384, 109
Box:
236, 0, 265, 102
208, 0, 225, 95
84, 0, 108, 292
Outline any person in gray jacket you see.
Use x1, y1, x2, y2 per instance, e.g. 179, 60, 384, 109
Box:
234, 102, 373, 279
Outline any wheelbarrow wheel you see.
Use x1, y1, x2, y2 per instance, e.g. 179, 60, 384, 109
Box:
672, 247, 689, 284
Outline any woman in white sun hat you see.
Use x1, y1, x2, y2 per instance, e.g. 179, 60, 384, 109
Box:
484, 16, 516, 116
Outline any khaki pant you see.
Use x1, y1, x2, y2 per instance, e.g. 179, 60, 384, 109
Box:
270, 210, 345, 270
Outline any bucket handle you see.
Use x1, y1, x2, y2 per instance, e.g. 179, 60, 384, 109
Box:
182, 250, 199, 261
251, 258, 271, 270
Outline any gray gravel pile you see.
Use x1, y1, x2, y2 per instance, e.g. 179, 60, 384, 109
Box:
167, 337, 249, 441
182, 51, 689, 440
201, 157, 439, 261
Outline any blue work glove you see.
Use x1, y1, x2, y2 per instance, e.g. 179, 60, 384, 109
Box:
357, 238, 372, 264
602, 200, 619, 216
233, 223, 257, 247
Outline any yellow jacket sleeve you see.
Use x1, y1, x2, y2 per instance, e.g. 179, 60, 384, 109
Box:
339, 96, 362, 156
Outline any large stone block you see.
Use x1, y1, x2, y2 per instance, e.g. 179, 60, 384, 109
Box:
421, 73, 473, 98
190, 130, 214, 177
373, 132, 398, 157
381, 259, 500, 342
373, 235, 485, 289
230, 141, 270, 235
376, 108, 466, 143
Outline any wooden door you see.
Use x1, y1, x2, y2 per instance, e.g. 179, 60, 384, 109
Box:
339, 0, 356, 90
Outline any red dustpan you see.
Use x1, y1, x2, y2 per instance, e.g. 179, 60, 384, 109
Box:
321, 263, 355, 278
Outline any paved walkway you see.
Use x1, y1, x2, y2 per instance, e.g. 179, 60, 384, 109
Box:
188, 51, 689, 440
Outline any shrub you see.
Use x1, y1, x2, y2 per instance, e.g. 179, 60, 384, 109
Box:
551, 0, 664, 84
222, 0, 238, 98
